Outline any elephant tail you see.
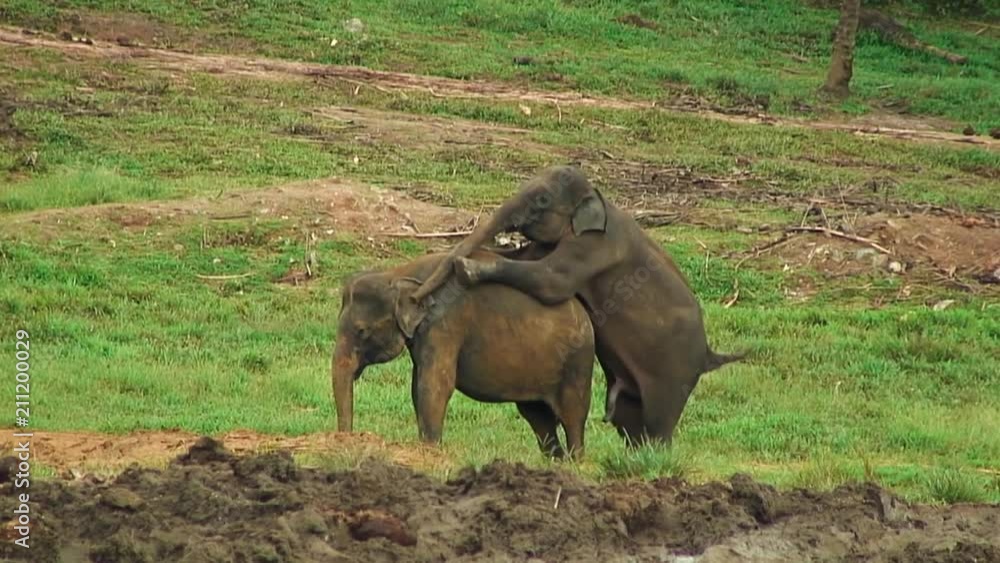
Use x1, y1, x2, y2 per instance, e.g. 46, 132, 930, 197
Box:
703, 348, 748, 373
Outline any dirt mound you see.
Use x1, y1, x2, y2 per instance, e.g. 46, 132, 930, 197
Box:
2, 440, 998, 562
769, 213, 1000, 291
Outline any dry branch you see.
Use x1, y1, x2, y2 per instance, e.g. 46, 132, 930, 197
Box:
195, 273, 254, 280
383, 230, 473, 238
786, 226, 891, 254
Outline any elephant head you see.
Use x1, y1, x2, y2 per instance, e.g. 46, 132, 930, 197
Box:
332, 273, 427, 432
412, 165, 607, 302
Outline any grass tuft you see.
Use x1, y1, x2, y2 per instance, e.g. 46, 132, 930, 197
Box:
599, 443, 688, 481
923, 467, 990, 504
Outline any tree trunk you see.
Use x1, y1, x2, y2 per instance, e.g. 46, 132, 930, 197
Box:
822, 0, 861, 99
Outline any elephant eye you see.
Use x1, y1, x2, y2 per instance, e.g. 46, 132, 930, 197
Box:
356, 325, 370, 338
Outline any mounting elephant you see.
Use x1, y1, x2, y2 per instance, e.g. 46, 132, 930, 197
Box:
413, 165, 744, 445
332, 249, 595, 459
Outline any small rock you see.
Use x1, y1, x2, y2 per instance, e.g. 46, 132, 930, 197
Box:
887, 261, 904, 274
512, 56, 535, 66
173, 244, 184, 251
962, 125, 976, 136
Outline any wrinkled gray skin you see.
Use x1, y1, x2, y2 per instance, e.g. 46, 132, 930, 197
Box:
414, 165, 745, 446
333, 250, 595, 459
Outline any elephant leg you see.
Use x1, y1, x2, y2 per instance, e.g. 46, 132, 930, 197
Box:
411, 362, 456, 444
610, 391, 648, 448
553, 380, 591, 461
516, 402, 565, 459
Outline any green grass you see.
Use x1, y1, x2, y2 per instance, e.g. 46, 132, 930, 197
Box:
3, 0, 998, 129
1, 2, 998, 504
922, 467, 993, 504
599, 443, 689, 480
2, 215, 998, 501
2, 48, 997, 216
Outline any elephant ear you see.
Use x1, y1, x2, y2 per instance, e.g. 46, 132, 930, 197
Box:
571, 189, 608, 235
393, 278, 431, 339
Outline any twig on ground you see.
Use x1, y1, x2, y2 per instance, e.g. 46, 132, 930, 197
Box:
723, 279, 740, 308
195, 273, 253, 281
553, 487, 562, 510
209, 213, 253, 221
383, 230, 473, 238
786, 226, 891, 254
934, 269, 978, 293
799, 203, 812, 228
338, 77, 402, 98
733, 233, 798, 269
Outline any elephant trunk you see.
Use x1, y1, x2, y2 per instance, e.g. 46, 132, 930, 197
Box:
412, 196, 524, 301
332, 340, 360, 432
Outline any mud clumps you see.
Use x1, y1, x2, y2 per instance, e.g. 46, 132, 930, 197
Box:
174, 436, 233, 465
1, 439, 999, 562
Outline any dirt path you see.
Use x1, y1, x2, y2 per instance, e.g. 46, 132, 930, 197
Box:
0, 428, 449, 475
2, 438, 998, 562
3, 26, 997, 151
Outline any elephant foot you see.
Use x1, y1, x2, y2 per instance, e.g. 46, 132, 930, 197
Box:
453, 257, 490, 286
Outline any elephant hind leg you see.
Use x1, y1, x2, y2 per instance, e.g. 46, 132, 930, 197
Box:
516, 401, 565, 459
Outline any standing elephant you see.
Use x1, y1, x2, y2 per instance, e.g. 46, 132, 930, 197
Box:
413, 165, 744, 446
333, 249, 595, 459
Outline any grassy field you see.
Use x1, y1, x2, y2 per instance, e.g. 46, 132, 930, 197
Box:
3, 0, 999, 130
1, 2, 999, 505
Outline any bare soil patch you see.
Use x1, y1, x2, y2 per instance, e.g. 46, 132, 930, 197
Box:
305, 106, 556, 158
1, 438, 998, 562
748, 213, 1000, 295
588, 155, 1000, 224
2, 26, 996, 150
6, 177, 475, 240
0, 429, 448, 476
52, 12, 181, 49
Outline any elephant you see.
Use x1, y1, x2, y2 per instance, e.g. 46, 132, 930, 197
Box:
412, 164, 745, 446
602, 376, 632, 424
332, 249, 595, 459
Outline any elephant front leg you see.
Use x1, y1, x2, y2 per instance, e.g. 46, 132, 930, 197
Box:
410, 363, 455, 444
453, 239, 618, 306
